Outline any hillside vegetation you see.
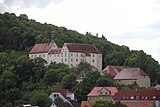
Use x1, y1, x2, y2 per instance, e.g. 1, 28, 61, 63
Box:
0, 12, 160, 106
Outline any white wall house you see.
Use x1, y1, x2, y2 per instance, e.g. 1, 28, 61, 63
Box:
49, 88, 75, 102
29, 39, 102, 71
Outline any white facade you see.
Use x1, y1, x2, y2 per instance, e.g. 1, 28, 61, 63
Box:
49, 92, 75, 102
29, 42, 102, 71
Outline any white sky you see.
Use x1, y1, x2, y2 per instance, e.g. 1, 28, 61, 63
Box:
0, 0, 160, 63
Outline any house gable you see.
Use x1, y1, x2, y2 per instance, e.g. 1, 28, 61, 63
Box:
98, 87, 111, 95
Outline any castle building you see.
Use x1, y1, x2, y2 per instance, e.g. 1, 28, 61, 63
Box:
29, 37, 102, 71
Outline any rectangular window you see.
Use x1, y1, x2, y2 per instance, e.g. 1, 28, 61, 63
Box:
71, 58, 73, 62
71, 53, 73, 56
92, 59, 94, 63
92, 54, 94, 57
65, 52, 67, 57
81, 54, 83, 57
76, 59, 78, 62
76, 53, 78, 57
43, 54, 45, 57
65, 58, 67, 62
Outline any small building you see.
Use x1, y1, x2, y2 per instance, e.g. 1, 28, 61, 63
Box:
49, 88, 80, 107
114, 68, 151, 88
49, 88, 75, 102
102, 65, 126, 78
87, 87, 118, 101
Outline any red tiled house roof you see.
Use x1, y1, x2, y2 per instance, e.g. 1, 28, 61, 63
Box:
120, 101, 155, 107
114, 90, 160, 100
53, 88, 71, 98
87, 87, 118, 97
103, 65, 126, 78
81, 101, 95, 107
65, 43, 101, 56
114, 68, 148, 80
29, 43, 52, 54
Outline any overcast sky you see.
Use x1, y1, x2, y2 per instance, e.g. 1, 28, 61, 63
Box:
0, 0, 160, 63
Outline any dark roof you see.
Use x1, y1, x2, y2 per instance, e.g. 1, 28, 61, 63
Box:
114, 90, 160, 100
53, 88, 71, 98
65, 43, 101, 56
87, 87, 118, 97
55, 100, 80, 107
103, 65, 126, 77
30, 43, 51, 54
114, 68, 148, 80
48, 48, 62, 54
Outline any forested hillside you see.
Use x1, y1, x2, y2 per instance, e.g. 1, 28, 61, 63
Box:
0, 12, 160, 106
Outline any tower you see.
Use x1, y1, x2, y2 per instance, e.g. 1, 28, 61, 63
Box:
50, 34, 58, 49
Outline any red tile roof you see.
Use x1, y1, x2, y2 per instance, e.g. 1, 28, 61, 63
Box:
81, 101, 95, 107
87, 87, 118, 97
114, 90, 160, 100
49, 48, 62, 54
53, 88, 71, 98
114, 68, 148, 80
103, 65, 126, 78
65, 43, 101, 56
30, 43, 51, 54
120, 100, 155, 107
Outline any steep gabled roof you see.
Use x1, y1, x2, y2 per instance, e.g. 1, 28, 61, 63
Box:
114, 68, 148, 80
103, 65, 126, 77
65, 43, 101, 56
87, 87, 118, 97
114, 90, 160, 100
48, 48, 62, 54
53, 88, 71, 98
29, 43, 51, 54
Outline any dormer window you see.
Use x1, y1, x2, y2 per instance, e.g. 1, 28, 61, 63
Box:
131, 96, 134, 99
153, 96, 156, 99
136, 96, 140, 99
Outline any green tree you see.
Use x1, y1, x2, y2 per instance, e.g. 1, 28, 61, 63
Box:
95, 77, 115, 87
29, 91, 52, 107
73, 62, 95, 78
92, 100, 114, 107
0, 52, 8, 74
32, 57, 47, 82
61, 73, 77, 90
81, 71, 101, 100
114, 101, 126, 107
